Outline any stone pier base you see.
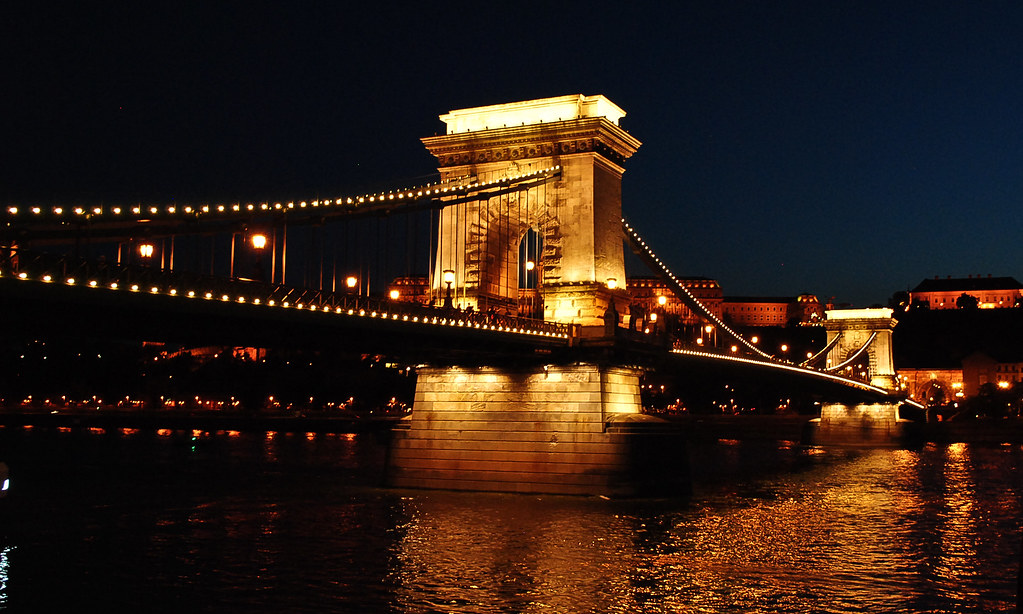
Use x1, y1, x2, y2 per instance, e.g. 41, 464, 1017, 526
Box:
386, 364, 689, 497
813, 402, 910, 446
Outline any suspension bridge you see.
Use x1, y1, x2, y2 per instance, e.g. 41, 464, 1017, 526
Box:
0, 94, 914, 496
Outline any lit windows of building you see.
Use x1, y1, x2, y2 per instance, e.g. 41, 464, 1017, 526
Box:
722, 294, 824, 327
625, 276, 723, 326
910, 275, 1023, 310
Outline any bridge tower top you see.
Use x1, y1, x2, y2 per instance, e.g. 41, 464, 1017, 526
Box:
437, 94, 627, 134
422, 95, 641, 330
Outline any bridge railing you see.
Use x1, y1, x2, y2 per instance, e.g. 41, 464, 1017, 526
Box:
2, 250, 575, 340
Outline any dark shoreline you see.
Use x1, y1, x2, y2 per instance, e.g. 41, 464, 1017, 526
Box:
2, 409, 1022, 444
661, 414, 1023, 445
0, 409, 402, 435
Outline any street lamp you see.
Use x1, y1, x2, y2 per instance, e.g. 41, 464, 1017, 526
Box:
344, 275, 359, 305
704, 324, 715, 347
230, 232, 268, 279
655, 295, 668, 335
442, 269, 455, 309
605, 278, 618, 290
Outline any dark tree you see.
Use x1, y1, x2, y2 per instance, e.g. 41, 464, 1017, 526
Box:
888, 291, 910, 312
956, 293, 979, 310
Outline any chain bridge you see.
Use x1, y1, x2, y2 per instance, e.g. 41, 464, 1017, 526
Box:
0, 95, 916, 496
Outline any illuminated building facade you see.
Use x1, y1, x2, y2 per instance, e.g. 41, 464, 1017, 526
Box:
722, 294, 825, 327
910, 275, 1023, 309
898, 354, 1023, 406
897, 368, 965, 406
626, 276, 722, 326
894, 308, 1023, 407
961, 352, 1023, 395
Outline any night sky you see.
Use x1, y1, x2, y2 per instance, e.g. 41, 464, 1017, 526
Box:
4, 2, 1022, 307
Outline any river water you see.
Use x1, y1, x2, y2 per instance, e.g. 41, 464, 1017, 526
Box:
0, 424, 1019, 613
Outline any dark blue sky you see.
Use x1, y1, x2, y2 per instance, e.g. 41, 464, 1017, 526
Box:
4, 2, 1022, 306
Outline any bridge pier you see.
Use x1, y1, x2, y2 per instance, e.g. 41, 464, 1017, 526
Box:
386, 363, 689, 497
813, 402, 910, 446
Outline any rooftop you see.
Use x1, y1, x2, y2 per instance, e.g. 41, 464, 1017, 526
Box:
439, 94, 626, 134
911, 275, 1023, 293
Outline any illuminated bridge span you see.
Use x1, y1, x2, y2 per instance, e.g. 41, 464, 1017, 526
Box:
3, 166, 561, 236
621, 218, 900, 397
2, 251, 573, 344
1, 94, 915, 496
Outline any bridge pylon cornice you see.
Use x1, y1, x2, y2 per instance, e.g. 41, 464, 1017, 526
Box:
421, 117, 641, 169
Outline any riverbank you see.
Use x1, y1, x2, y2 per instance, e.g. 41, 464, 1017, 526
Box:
2, 409, 1022, 444
661, 414, 1023, 444
0, 408, 402, 434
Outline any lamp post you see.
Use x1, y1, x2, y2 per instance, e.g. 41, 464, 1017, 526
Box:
344, 275, 359, 308
524, 260, 537, 316
249, 233, 267, 281
231, 232, 267, 280
655, 294, 667, 335
229, 232, 237, 278
442, 269, 455, 309
135, 242, 155, 288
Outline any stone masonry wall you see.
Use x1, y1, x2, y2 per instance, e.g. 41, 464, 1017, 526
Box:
388, 364, 669, 496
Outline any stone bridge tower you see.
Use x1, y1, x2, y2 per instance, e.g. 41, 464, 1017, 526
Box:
823, 308, 898, 390
390, 97, 688, 497
816, 308, 909, 445
421, 94, 641, 328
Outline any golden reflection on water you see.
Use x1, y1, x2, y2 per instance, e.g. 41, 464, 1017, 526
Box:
387, 444, 1020, 613
934, 442, 982, 603
390, 495, 639, 613
263, 430, 279, 463
2, 428, 1019, 612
